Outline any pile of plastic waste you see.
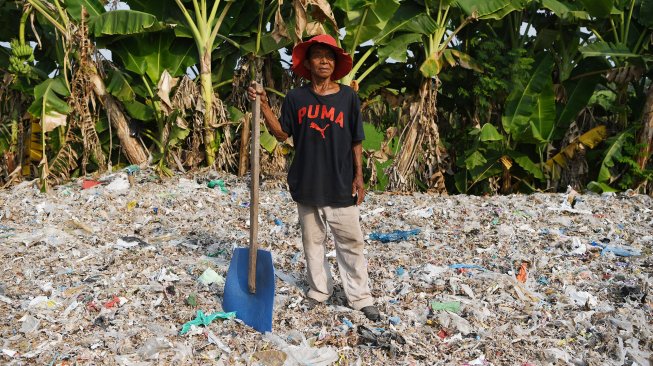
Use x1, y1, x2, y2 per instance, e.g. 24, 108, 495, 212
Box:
0, 169, 651, 365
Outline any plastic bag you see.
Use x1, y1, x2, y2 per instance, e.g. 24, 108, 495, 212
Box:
369, 228, 420, 243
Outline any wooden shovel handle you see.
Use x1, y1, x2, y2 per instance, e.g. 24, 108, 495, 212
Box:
248, 81, 261, 294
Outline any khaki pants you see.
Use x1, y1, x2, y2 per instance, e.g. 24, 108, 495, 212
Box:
297, 203, 374, 310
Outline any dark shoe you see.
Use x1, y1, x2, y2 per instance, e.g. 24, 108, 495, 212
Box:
303, 297, 321, 311
361, 306, 380, 321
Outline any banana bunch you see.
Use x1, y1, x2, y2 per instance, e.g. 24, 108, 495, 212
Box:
8, 39, 34, 76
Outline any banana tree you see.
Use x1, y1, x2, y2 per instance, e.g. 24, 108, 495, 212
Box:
454, 0, 620, 193
385, 0, 524, 192
335, 0, 400, 89
25, 0, 151, 168
170, 0, 234, 167
102, 29, 198, 173
575, 0, 653, 187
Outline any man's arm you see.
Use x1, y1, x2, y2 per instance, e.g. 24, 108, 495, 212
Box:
247, 84, 289, 142
352, 141, 364, 205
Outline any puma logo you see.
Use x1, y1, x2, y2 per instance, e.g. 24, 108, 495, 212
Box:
310, 122, 330, 139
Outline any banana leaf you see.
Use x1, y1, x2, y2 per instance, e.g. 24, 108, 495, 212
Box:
597, 130, 630, 183
479, 123, 503, 142
375, 4, 438, 42
27, 77, 71, 133
111, 31, 198, 83
65, 0, 105, 21
502, 53, 554, 140
557, 76, 601, 131
529, 77, 555, 143
124, 100, 155, 121
28, 120, 43, 162
580, 42, 641, 59
127, 0, 182, 21
545, 125, 608, 180
454, 0, 523, 19
338, 0, 400, 52
541, 0, 590, 20
105, 69, 136, 102
577, 0, 613, 18
509, 151, 544, 180
641, 0, 653, 27
587, 181, 619, 193
465, 150, 488, 170
89, 10, 167, 37
377, 34, 422, 62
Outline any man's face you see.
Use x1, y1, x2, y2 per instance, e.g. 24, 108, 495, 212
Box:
304, 44, 336, 79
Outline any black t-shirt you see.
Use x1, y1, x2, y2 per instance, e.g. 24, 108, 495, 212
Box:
280, 84, 365, 207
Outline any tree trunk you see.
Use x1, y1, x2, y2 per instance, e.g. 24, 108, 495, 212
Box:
637, 84, 653, 170
386, 78, 447, 193
200, 50, 216, 166
90, 71, 148, 165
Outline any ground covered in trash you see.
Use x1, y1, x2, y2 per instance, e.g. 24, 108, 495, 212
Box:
0, 170, 652, 366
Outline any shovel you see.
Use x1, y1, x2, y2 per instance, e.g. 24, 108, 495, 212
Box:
222, 82, 275, 333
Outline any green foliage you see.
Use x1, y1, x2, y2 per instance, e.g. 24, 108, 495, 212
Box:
111, 31, 198, 83
577, 0, 614, 18
105, 69, 136, 102
3, 0, 652, 195
362, 123, 398, 191
454, 0, 524, 19
89, 10, 165, 37
502, 53, 555, 140
580, 42, 641, 60
479, 123, 503, 141
27, 77, 71, 130
470, 36, 531, 124
540, 0, 590, 20
64, 0, 105, 21
588, 128, 653, 192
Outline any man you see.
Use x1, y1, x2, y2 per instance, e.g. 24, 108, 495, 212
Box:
247, 34, 380, 321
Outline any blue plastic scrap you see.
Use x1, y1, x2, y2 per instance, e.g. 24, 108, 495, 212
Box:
342, 318, 354, 328
601, 245, 641, 257
388, 316, 401, 325
395, 266, 405, 276
369, 228, 420, 243
124, 165, 140, 175
537, 276, 550, 285
449, 264, 488, 271
590, 241, 641, 257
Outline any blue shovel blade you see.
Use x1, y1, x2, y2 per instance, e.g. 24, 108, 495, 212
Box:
223, 248, 275, 333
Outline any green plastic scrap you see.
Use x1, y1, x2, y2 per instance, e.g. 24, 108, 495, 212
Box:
207, 180, 228, 193
179, 310, 236, 335
430, 301, 461, 313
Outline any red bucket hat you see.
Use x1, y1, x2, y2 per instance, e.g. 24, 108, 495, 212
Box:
291, 34, 353, 81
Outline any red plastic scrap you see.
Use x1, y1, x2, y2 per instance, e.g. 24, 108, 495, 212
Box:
516, 261, 529, 283
104, 296, 121, 308
82, 180, 101, 189
437, 329, 448, 339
